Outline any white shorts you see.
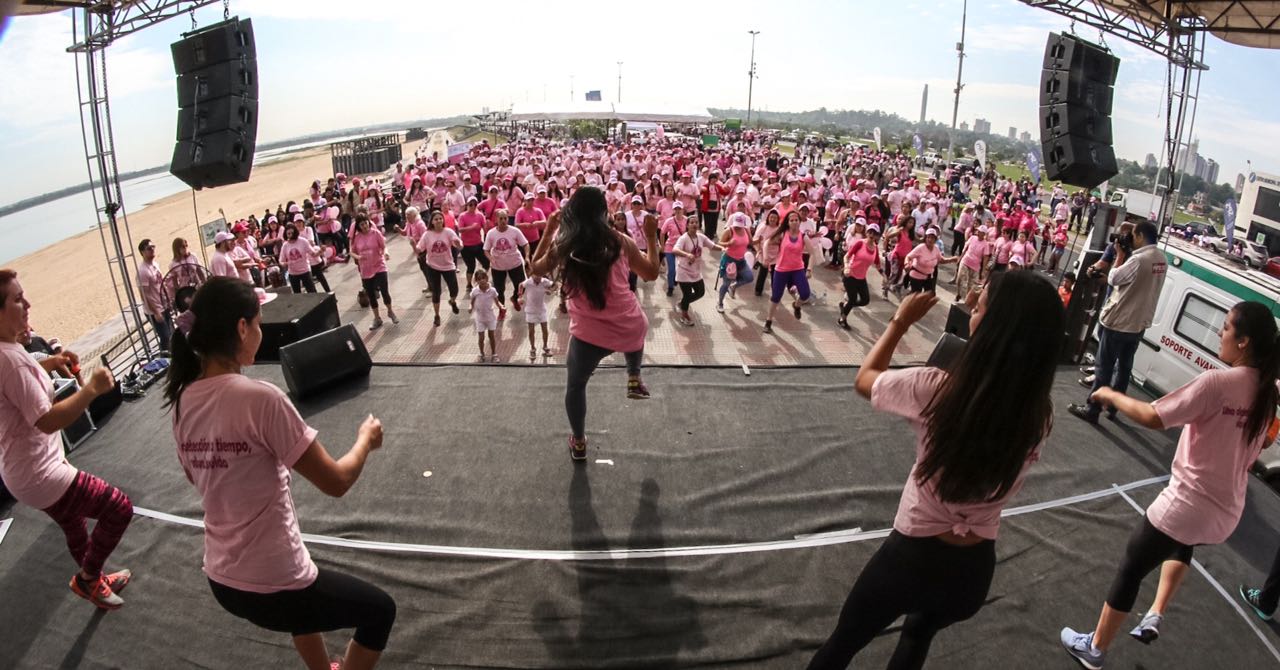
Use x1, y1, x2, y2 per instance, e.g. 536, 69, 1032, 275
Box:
524, 309, 549, 325
474, 317, 497, 333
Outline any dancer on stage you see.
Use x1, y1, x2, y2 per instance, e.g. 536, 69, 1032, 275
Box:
808, 270, 1065, 669
0, 269, 135, 610
1060, 301, 1278, 669
166, 277, 396, 670
528, 187, 659, 461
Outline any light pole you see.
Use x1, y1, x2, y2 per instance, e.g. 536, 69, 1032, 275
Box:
947, 0, 968, 164
570, 74, 574, 101
747, 30, 760, 126
616, 61, 623, 103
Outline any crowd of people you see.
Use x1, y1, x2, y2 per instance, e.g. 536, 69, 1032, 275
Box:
1, 130, 1277, 670
136, 132, 1097, 361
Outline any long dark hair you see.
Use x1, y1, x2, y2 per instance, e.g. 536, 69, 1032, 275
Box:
771, 210, 801, 242
1231, 301, 1280, 445
163, 277, 259, 418
557, 187, 621, 311
916, 270, 1065, 503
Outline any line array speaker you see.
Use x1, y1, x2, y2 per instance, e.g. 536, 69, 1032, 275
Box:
1039, 32, 1120, 189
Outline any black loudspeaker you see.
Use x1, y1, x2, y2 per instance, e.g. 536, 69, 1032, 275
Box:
1042, 135, 1118, 190
170, 18, 256, 74
279, 325, 372, 399
176, 95, 257, 141
176, 60, 257, 106
170, 131, 255, 190
170, 17, 257, 190
944, 302, 972, 339
1039, 32, 1119, 189
256, 292, 341, 362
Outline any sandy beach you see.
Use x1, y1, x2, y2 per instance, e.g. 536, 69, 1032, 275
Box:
7, 138, 425, 351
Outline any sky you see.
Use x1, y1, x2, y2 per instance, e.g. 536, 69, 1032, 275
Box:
1, 0, 1278, 205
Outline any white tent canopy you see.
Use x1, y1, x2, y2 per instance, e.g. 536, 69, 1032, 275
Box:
509, 102, 714, 124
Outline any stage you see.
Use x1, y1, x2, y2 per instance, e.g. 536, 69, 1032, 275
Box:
1, 364, 1278, 668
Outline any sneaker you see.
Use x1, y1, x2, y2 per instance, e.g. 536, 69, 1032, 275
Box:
678, 315, 695, 327
569, 436, 587, 461
1080, 366, 1095, 375
1068, 403, 1099, 425
730, 284, 738, 300
450, 300, 460, 315
530, 347, 537, 360
433, 315, 441, 327
1240, 585, 1275, 620
666, 287, 674, 297
369, 318, 383, 331
387, 311, 399, 325
103, 569, 131, 594
793, 301, 802, 320
763, 320, 773, 334
70, 572, 127, 610
1078, 375, 1096, 388
838, 317, 850, 330
715, 303, 725, 313
627, 379, 651, 400
490, 355, 501, 363
1059, 628, 1104, 670
839, 300, 847, 312
542, 346, 552, 356
754, 290, 763, 297
1129, 612, 1162, 644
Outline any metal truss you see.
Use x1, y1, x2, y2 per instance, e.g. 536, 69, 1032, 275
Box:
60, 0, 221, 52
1021, 1, 1210, 68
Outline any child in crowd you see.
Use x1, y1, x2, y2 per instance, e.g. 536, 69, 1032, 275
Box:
1058, 271, 1075, 308
470, 270, 499, 362
519, 272, 555, 359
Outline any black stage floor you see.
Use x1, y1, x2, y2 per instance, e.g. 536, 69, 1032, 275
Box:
2, 365, 1279, 668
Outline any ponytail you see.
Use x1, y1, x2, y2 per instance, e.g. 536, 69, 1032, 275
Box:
162, 277, 260, 419
1232, 302, 1280, 445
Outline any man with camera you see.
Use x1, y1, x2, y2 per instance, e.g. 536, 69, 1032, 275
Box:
1069, 221, 1167, 424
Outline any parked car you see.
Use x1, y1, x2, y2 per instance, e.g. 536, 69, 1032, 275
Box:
1197, 227, 1228, 252
1242, 241, 1271, 268
1265, 256, 1280, 279
918, 151, 941, 168
1170, 220, 1215, 239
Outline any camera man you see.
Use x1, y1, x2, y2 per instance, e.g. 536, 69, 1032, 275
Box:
1069, 221, 1168, 424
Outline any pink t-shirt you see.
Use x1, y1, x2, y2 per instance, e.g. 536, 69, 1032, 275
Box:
457, 211, 487, 246
514, 206, 546, 245
844, 238, 879, 280
960, 237, 990, 272
755, 223, 781, 265
280, 238, 316, 276
775, 232, 807, 272
173, 373, 319, 593
674, 232, 712, 283
350, 229, 387, 279
483, 226, 529, 272
660, 217, 685, 253
872, 367, 1040, 540
230, 245, 254, 283
1147, 366, 1269, 545
210, 250, 238, 279
906, 243, 942, 280
416, 228, 461, 271
567, 241, 648, 353
402, 219, 427, 246
0, 342, 78, 509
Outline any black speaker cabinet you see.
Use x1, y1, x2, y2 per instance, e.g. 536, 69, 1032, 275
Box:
1042, 135, 1118, 190
176, 95, 257, 141
171, 131, 255, 190
171, 18, 256, 74
1044, 32, 1119, 85
256, 292, 341, 362
279, 325, 372, 399
1039, 69, 1115, 115
177, 60, 257, 107
1040, 102, 1113, 145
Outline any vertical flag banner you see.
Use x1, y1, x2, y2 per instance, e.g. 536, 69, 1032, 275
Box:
1224, 197, 1237, 246
873, 127, 882, 150
1027, 149, 1041, 183
912, 134, 923, 155
974, 140, 987, 170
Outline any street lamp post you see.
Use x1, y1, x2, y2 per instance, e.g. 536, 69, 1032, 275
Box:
948, 0, 968, 164
747, 30, 759, 126
617, 61, 623, 103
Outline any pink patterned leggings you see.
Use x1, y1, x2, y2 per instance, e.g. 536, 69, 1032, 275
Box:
41, 471, 133, 579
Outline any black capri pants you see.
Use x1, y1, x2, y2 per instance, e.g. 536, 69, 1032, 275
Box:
208, 568, 396, 651
492, 264, 527, 305
1105, 514, 1195, 613
425, 266, 459, 304
460, 244, 489, 280
360, 271, 391, 308
840, 277, 870, 315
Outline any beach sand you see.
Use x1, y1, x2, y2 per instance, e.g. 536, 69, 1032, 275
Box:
8, 138, 426, 351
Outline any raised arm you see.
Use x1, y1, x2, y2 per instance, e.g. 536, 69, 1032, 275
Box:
292, 414, 384, 498
855, 292, 938, 399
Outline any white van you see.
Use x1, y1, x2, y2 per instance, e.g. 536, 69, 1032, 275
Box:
1128, 240, 1280, 483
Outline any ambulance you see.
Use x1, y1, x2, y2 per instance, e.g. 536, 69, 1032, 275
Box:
1127, 239, 1280, 484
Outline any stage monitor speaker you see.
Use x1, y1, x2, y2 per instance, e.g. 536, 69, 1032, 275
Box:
171, 131, 255, 190
176, 60, 257, 106
1039, 101, 1113, 145
257, 292, 341, 362
176, 95, 257, 141
944, 302, 971, 339
171, 18, 256, 75
1042, 135, 1117, 190
1043, 32, 1119, 85
279, 325, 372, 399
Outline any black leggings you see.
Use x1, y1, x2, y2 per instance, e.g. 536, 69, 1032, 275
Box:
1106, 514, 1195, 612
289, 272, 316, 294
678, 279, 706, 311
565, 335, 643, 440
906, 275, 935, 294
360, 271, 391, 308
425, 267, 459, 304
208, 568, 396, 651
492, 265, 526, 305
309, 264, 331, 293
460, 244, 489, 281
808, 531, 996, 670
840, 277, 869, 315
754, 263, 774, 295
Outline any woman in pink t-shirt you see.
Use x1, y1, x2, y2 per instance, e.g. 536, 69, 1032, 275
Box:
752, 208, 782, 297
837, 223, 882, 329
528, 187, 660, 461
715, 212, 756, 312
904, 227, 957, 294
415, 210, 464, 327
350, 213, 398, 330
809, 271, 1065, 669
659, 201, 688, 296
672, 216, 723, 327
1060, 301, 1280, 667
164, 277, 395, 670
457, 198, 490, 292
280, 225, 321, 294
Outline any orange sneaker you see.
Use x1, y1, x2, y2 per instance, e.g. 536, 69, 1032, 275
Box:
70, 569, 131, 610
